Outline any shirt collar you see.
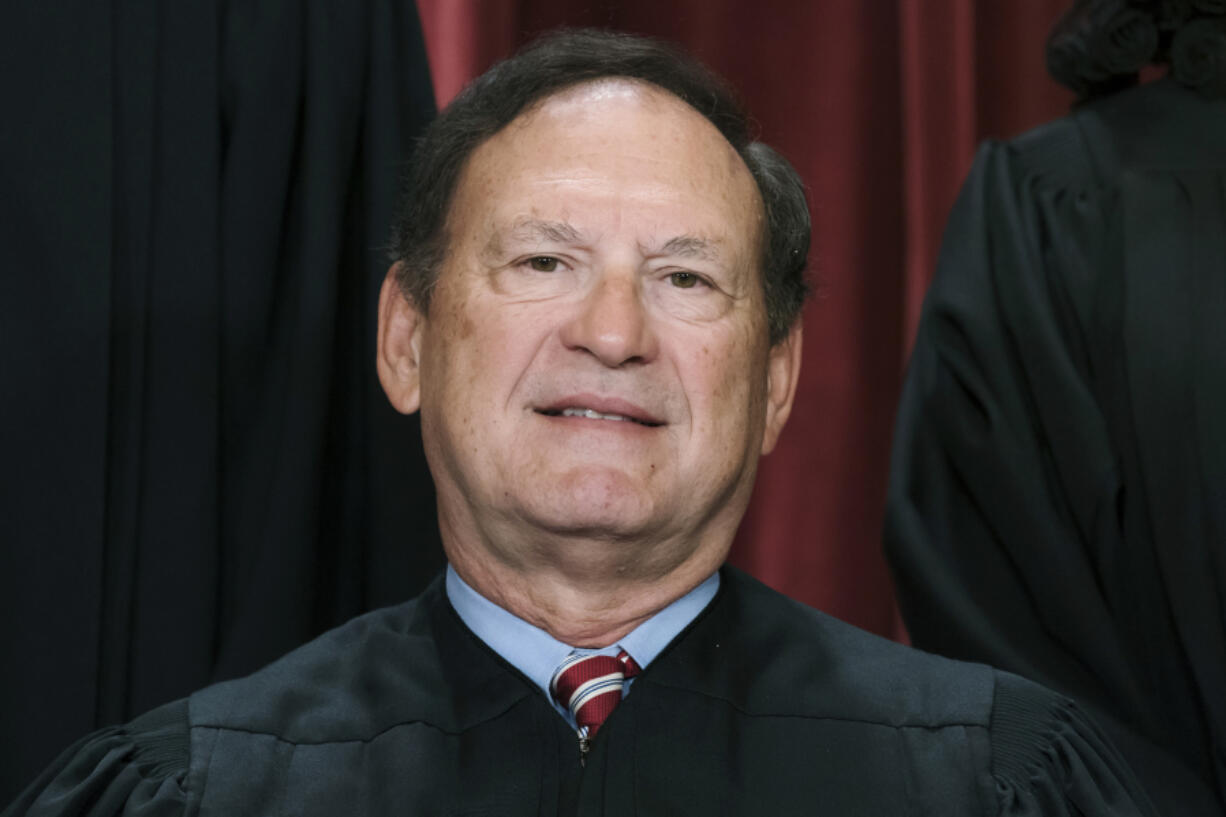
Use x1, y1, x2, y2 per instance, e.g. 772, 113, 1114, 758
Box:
445, 564, 720, 700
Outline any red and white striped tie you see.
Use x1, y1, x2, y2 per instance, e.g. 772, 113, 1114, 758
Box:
550, 649, 640, 738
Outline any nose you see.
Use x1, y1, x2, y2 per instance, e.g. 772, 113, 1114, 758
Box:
559, 269, 659, 368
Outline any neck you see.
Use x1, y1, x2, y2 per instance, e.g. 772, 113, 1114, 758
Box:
445, 536, 724, 647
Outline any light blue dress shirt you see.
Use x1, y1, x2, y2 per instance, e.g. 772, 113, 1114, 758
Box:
445, 564, 720, 729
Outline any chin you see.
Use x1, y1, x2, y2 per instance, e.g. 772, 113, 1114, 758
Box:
515, 468, 660, 538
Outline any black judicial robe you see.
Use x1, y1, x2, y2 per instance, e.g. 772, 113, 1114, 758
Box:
0, 0, 440, 804
886, 77, 1226, 817
5, 568, 1152, 816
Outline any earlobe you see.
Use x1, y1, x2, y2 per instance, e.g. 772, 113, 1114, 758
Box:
760, 321, 803, 455
376, 263, 424, 415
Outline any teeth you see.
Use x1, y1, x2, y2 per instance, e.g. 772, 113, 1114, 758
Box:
561, 408, 629, 422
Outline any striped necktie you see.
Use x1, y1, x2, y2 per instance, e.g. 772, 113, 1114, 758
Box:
549, 649, 640, 738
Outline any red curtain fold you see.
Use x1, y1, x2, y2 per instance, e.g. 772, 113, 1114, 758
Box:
416, 0, 1073, 637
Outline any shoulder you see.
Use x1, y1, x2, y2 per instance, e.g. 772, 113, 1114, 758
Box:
2, 699, 193, 814
658, 567, 998, 729
986, 670, 1157, 815
188, 577, 451, 743
657, 569, 1156, 815
1001, 78, 1224, 191
3, 580, 457, 814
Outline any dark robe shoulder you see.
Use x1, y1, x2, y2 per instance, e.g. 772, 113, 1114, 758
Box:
4, 569, 1155, 816
0, 701, 190, 817
885, 77, 1226, 816
186, 576, 523, 741
3, 578, 532, 817
632, 567, 1154, 816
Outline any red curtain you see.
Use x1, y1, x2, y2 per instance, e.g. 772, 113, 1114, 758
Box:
416, 0, 1074, 638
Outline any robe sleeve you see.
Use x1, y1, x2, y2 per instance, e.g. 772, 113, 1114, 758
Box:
2, 701, 189, 817
884, 131, 1144, 708
887, 116, 1226, 815
989, 672, 1156, 817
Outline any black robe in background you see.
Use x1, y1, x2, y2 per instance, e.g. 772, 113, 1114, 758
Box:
886, 77, 1226, 816
0, 2, 441, 802
4, 567, 1156, 816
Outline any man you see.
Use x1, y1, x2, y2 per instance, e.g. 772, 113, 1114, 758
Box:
6, 29, 1153, 817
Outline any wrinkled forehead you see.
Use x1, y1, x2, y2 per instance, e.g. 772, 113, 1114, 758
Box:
452, 78, 766, 259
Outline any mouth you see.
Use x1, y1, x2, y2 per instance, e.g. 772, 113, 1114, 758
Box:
534, 396, 665, 427
536, 407, 663, 427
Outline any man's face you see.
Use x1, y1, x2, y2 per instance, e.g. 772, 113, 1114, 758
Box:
380, 80, 800, 579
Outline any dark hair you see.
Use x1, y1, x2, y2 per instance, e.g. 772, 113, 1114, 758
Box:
1046, 0, 1226, 100
389, 28, 810, 345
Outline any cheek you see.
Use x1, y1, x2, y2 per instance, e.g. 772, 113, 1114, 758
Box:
681, 332, 765, 437
432, 295, 548, 413
725, 311, 775, 425
420, 290, 487, 428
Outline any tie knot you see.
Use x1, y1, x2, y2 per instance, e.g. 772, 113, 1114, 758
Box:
550, 649, 640, 737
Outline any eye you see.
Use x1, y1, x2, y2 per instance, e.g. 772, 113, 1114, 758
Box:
668, 271, 704, 289
526, 256, 560, 272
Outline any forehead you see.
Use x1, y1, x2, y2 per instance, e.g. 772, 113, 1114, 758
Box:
449, 79, 763, 253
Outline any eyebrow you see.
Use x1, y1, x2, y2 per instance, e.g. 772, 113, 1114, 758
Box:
482, 220, 722, 263
652, 235, 721, 262
481, 219, 585, 260
511, 218, 585, 244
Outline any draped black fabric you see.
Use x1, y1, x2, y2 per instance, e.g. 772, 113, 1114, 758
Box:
0, 1, 441, 802
886, 78, 1226, 817
2, 567, 1158, 816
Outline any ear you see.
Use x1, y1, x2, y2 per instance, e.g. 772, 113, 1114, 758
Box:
760, 321, 803, 455
376, 262, 425, 415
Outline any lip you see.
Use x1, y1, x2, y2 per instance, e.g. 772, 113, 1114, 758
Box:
533, 393, 665, 427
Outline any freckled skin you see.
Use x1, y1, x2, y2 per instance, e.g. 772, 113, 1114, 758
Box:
377, 80, 802, 645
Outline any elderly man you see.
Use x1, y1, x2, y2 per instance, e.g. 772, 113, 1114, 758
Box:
7, 30, 1152, 817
